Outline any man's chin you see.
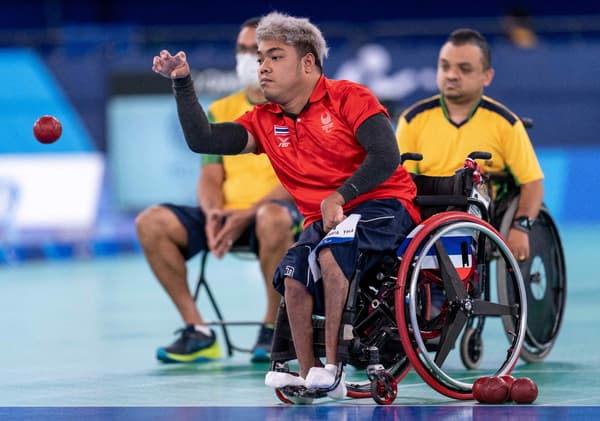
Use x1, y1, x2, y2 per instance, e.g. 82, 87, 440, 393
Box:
263, 90, 278, 103
442, 93, 465, 103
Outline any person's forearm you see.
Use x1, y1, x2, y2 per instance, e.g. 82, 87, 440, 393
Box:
336, 113, 400, 203
198, 178, 224, 214
172, 75, 249, 154
515, 179, 544, 220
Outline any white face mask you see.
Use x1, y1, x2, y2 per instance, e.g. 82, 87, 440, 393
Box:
236, 53, 260, 89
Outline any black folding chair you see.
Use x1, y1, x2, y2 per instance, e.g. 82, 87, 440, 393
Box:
192, 247, 263, 357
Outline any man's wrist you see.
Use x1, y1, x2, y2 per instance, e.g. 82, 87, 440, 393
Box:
336, 183, 358, 203
172, 74, 193, 87
511, 215, 534, 233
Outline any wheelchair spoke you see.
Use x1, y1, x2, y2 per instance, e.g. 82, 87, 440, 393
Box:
471, 300, 516, 317
434, 308, 468, 367
434, 240, 467, 301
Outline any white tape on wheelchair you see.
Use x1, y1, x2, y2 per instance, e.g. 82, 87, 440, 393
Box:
308, 214, 361, 281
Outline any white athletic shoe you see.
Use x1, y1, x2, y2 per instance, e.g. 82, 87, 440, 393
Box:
265, 371, 306, 388
305, 363, 347, 400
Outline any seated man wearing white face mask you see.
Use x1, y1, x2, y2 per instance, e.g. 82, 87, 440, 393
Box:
135, 17, 302, 364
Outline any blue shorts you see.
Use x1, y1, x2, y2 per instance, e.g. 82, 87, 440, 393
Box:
273, 198, 415, 315
163, 200, 303, 260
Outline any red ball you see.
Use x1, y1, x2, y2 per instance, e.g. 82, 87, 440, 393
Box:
33, 115, 62, 144
472, 376, 489, 402
500, 375, 516, 401
480, 376, 510, 404
510, 377, 538, 404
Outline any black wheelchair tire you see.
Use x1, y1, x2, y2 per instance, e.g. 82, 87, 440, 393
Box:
497, 201, 567, 363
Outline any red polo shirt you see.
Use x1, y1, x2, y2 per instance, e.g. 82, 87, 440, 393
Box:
236, 75, 419, 226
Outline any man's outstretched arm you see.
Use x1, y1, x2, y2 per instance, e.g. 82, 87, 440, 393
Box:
152, 49, 256, 154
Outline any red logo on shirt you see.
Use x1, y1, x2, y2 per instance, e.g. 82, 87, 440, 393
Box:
278, 137, 291, 148
321, 112, 334, 132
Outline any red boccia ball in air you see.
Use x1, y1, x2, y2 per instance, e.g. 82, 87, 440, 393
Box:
33, 115, 62, 144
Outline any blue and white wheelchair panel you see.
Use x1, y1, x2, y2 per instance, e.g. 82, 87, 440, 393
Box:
397, 225, 474, 279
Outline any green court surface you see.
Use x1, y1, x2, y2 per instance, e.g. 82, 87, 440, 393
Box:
0, 224, 599, 410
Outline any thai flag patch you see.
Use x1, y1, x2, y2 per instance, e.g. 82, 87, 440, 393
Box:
274, 125, 289, 136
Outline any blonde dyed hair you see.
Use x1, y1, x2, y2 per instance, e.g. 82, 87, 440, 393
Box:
257, 11, 329, 69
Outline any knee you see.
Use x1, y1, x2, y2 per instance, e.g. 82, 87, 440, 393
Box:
135, 205, 173, 247
255, 202, 293, 243
284, 277, 309, 300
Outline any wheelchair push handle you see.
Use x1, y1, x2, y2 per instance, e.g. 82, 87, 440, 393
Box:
400, 152, 423, 164
402, 151, 490, 163
467, 151, 492, 161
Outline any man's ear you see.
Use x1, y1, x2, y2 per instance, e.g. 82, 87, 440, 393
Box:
303, 53, 316, 73
483, 67, 495, 87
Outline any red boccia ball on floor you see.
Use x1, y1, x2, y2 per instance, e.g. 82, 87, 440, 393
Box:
472, 376, 490, 402
33, 115, 62, 144
510, 377, 538, 404
480, 376, 510, 404
500, 375, 516, 401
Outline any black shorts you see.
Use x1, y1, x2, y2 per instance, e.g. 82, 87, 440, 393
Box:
273, 198, 415, 315
163, 200, 303, 260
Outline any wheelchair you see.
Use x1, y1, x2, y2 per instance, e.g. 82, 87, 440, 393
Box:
268, 152, 532, 404
489, 117, 567, 363
491, 176, 567, 363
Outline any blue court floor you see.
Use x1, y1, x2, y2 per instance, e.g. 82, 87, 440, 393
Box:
0, 224, 599, 420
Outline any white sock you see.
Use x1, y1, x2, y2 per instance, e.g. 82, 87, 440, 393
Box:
305, 364, 336, 387
193, 324, 212, 336
305, 364, 346, 399
265, 371, 306, 388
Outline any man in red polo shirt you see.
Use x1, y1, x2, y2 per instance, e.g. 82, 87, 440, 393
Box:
152, 11, 418, 400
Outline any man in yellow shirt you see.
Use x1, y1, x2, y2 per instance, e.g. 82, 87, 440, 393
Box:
396, 28, 543, 262
136, 17, 302, 364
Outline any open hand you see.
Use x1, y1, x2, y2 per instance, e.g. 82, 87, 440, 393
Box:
152, 50, 190, 79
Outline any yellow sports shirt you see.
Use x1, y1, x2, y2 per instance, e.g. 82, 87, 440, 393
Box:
203, 91, 280, 210
396, 95, 543, 185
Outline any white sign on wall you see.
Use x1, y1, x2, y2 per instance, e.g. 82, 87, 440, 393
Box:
0, 153, 104, 233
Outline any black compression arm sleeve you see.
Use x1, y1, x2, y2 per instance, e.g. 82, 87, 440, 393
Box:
336, 113, 401, 202
172, 75, 248, 154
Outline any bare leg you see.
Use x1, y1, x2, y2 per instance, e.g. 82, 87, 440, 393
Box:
284, 277, 315, 378
135, 205, 204, 325
255, 203, 294, 324
318, 248, 349, 366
